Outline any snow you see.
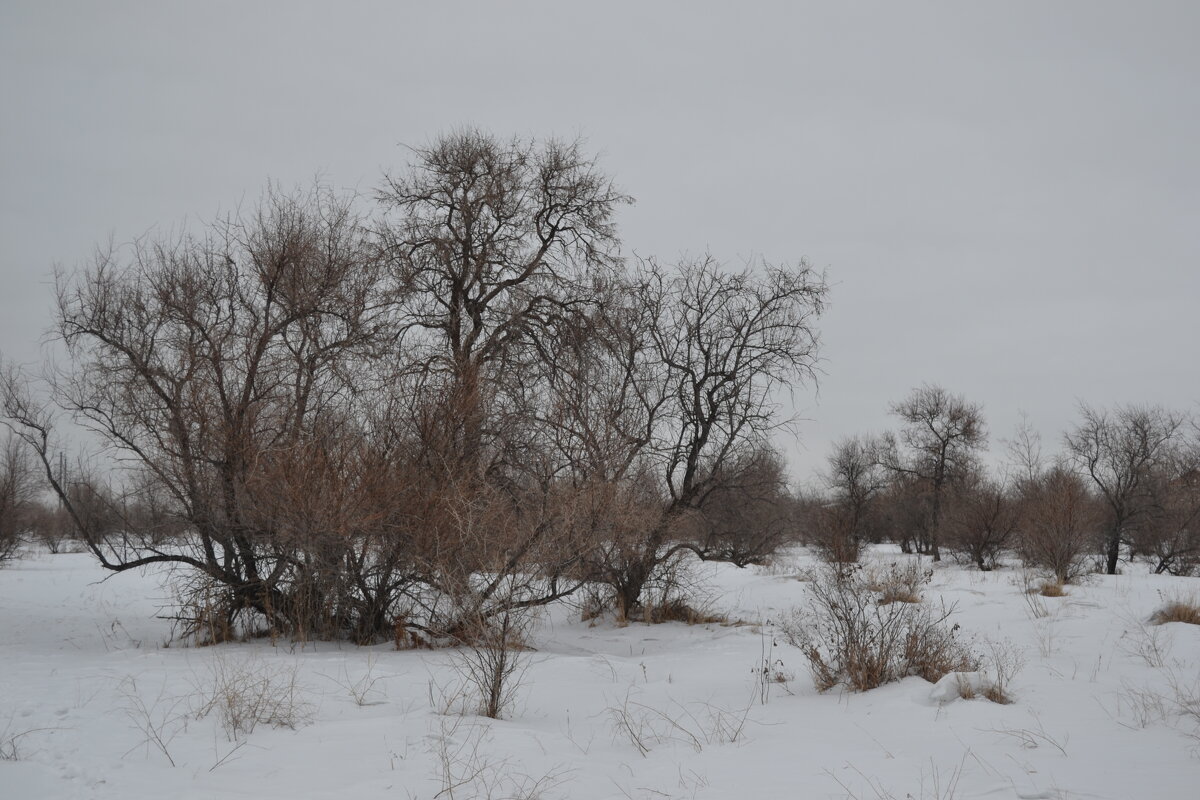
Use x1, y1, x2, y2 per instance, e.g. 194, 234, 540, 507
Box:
1, 547, 1198, 799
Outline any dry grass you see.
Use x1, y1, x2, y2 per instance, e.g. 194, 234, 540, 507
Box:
981, 639, 1024, 705
191, 653, 313, 740
1036, 580, 1067, 598
1151, 593, 1200, 626
642, 597, 727, 625
981, 684, 1011, 705
608, 691, 753, 756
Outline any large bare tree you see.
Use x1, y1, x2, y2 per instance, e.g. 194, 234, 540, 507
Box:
2, 184, 389, 635
372, 131, 633, 633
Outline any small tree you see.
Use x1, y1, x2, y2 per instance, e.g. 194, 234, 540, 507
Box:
1135, 427, 1200, 575
881, 385, 986, 561
2, 184, 390, 636
0, 433, 36, 564
810, 435, 887, 562
1064, 404, 1184, 574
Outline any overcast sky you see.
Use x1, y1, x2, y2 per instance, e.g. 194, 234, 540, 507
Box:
2, 1, 1197, 482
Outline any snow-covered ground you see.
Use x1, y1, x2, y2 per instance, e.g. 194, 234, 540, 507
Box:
2, 547, 1198, 799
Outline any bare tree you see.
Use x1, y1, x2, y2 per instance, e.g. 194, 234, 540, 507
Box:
881, 384, 986, 561
1134, 424, 1200, 575
1064, 403, 1184, 575
809, 435, 887, 562
2, 130, 828, 642
370, 131, 634, 632
376, 128, 630, 472
1003, 412, 1044, 487
2, 184, 389, 636
584, 256, 827, 617
0, 432, 36, 563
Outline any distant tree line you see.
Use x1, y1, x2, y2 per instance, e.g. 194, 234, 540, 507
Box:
805, 385, 1200, 581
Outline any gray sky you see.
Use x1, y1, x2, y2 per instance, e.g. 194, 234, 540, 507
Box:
2, 1, 1198, 481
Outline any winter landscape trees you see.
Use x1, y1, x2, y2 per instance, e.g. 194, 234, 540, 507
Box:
1, 129, 1199, 800
0, 130, 831, 640
3, 131, 1199, 646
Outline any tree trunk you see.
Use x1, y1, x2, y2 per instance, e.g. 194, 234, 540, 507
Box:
1105, 527, 1121, 575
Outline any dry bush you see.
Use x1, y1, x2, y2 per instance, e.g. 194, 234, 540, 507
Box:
805, 501, 864, 564
1167, 669, 1200, 741
586, 520, 723, 625
319, 653, 386, 707
642, 598, 726, 625
118, 676, 186, 766
782, 563, 979, 692
862, 559, 931, 604
0, 720, 54, 762
1107, 668, 1200, 741
944, 476, 1019, 571
695, 447, 799, 567
981, 639, 1025, 704
23, 501, 75, 555
192, 653, 313, 740
164, 572, 271, 646
1118, 611, 1174, 668
754, 624, 795, 703
1150, 592, 1200, 626
1016, 465, 1100, 584
752, 550, 806, 579
873, 472, 934, 557
447, 603, 534, 720
636, 562, 725, 625
824, 752, 968, 800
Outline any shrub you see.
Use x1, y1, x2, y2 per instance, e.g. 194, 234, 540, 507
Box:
981, 638, 1025, 704
805, 502, 863, 564
447, 606, 533, 720
862, 559, 931, 605
1016, 466, 1100, 584
944, 477, 1018, 571
192, 654, 313, 740
782, 563, 979, 692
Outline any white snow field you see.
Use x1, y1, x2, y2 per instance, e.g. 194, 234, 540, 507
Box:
2, 547, 1198, 800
